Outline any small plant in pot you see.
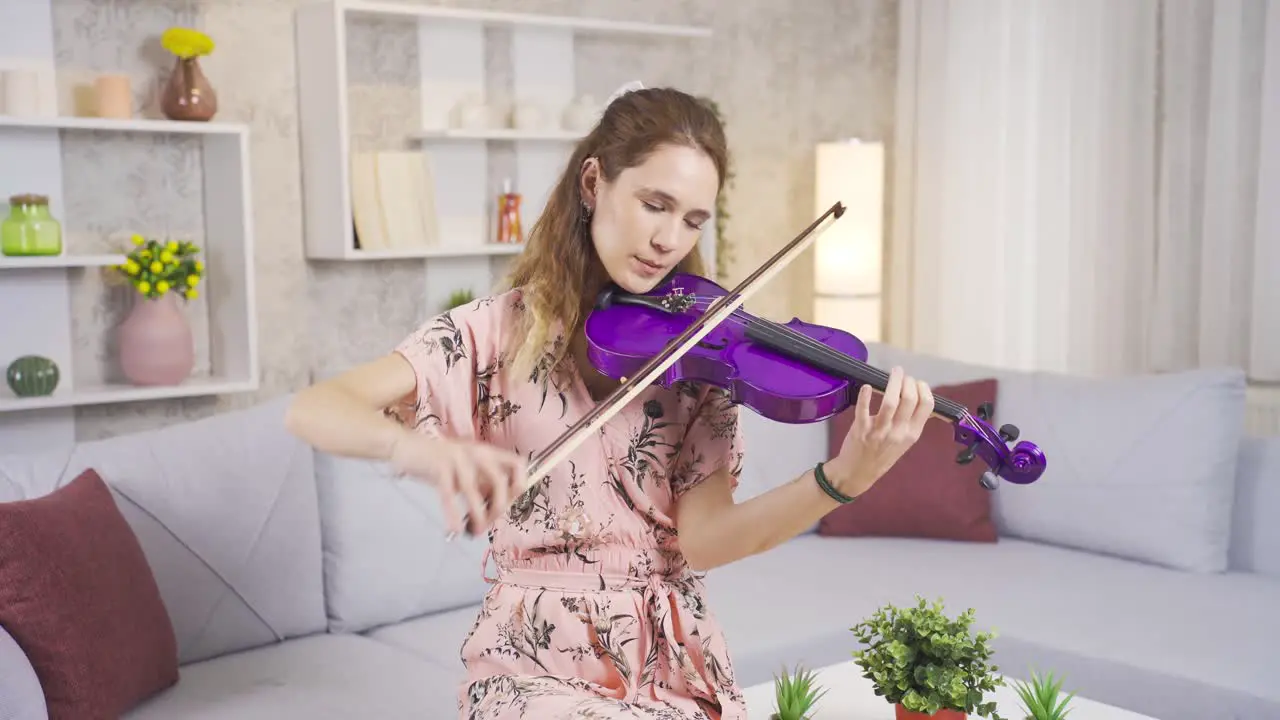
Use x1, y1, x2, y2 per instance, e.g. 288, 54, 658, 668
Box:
1011, 670, 1076, 720
851, 595, 1005, 720
770, 663, 826, 720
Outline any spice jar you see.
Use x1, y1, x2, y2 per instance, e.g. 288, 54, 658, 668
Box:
1, 194, 63, 256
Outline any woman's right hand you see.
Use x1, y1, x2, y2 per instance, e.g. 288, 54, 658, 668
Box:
389, 432, 528, 536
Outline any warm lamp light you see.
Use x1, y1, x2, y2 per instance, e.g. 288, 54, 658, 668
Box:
813, 140, 884, 341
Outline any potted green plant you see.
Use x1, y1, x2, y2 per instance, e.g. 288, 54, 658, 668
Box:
1010, 670, 1075, 720
851, 596, 1006, 720
442, 288, 475, 311
770, 663, 826, 720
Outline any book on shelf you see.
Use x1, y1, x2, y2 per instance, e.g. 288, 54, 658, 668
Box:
351, 150, 440, 252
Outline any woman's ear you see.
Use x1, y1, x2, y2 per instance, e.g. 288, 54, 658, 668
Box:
579, 157, 601, 207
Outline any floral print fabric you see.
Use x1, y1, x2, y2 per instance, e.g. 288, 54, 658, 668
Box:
387, 289, 748, 720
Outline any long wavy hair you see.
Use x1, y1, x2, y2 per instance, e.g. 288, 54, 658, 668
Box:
501, 87, 729, 379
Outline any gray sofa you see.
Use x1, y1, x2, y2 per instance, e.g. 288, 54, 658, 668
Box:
1, 342, 1277, 720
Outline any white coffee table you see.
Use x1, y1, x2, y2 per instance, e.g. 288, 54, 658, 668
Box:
743, 660, 1159, 719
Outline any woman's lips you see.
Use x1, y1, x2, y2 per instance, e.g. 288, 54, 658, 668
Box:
631, 256, 665, 277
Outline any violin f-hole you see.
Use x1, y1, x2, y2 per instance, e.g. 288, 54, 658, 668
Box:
697, 338, 728, 351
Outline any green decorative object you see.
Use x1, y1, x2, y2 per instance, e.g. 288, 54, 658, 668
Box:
851, 595, 1006, 720
770, 663, 826, 720
1011, 670, 1076, 720
6, 355, 60, 397
1, 194, 63, 257
443, 288, 476, 311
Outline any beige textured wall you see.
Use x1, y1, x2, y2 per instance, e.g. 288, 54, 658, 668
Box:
51, 0, 898, 440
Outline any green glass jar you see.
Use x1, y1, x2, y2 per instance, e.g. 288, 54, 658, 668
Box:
1, 194, 63, 256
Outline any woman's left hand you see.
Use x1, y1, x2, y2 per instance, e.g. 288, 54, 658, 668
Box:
824, 366, 934, 497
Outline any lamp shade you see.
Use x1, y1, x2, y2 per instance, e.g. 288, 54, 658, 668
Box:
813, 140, 885, 341
814, 140, 884, 296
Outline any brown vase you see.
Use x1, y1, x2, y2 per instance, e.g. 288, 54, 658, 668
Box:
118, 293, 195, 386
160, 56, 217, 121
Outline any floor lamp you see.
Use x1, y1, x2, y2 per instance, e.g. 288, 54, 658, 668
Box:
813, 139, 884, 342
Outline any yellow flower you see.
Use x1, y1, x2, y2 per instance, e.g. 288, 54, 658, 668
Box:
131, 233, 145, 245
166, 241, 179, 253
185, 288, 198, 300
187, 275, 200, 287
150, 261, 163, 273
195, 260, 204, 272
162, 27, 215, 59
137, 280, 151, 294
156, 280, 170, 294
160, 250, 175, 264
124, 259, 140, 275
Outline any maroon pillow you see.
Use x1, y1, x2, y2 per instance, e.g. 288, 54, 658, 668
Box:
0, 468, 179, 717
818, 378, 1000, 542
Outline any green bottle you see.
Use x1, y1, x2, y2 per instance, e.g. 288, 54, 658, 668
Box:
2, 194, 63, 257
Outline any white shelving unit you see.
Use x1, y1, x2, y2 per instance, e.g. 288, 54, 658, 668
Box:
295, 0, 715, 313
0, 0, 258, 453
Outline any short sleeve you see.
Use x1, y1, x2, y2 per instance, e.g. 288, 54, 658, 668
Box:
670, 386, 745, 500
384, 309, 482, 441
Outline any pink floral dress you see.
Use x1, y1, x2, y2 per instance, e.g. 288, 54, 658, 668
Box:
387, 289, 748, 720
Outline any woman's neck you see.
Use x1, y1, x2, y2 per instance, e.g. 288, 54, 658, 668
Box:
567, 325, 620, 403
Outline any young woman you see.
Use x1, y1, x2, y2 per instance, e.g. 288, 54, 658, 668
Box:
285, 84, 934, 720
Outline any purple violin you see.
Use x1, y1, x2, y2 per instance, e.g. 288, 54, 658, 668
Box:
580, 220, 1046, 490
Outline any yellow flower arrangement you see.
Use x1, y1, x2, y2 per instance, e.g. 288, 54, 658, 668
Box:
161, 27, 215, 59
117, 233, 204, 301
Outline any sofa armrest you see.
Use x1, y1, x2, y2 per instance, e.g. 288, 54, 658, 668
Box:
0, 624, 47, 720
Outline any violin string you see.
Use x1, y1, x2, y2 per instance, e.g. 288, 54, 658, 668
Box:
676, 296, 970, 418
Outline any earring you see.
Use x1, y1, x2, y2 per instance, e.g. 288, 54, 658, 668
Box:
581, 201, 593, 222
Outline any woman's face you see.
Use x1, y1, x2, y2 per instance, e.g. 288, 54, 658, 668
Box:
582, 143, 719, 294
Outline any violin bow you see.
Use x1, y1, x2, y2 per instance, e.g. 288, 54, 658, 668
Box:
436, 201, 844, 536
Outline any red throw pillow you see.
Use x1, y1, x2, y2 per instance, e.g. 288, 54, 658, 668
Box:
818, 378, 1000, 542
0, 468, 179, 718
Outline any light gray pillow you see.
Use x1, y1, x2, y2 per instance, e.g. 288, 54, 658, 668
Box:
991, 366, 1246, 573
315, 452, 491, 634
0, 624, 47, 720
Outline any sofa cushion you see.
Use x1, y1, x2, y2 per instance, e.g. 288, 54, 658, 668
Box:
315, 452, 490, 634
362, 603, 481, 669
1230, 435, 1280, 578
121, 634, 463, 720
865, 343, 1246, 573
0, 395, 328, 665
820, 378, 999, 542
0, 624, 49, 720
0, 469, 178, 718
991, 366, 1244, 573
703, 535, 1280, 720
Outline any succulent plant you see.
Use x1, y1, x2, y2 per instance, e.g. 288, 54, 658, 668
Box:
770, 663, 826, 720
1011, 669, 1076, 720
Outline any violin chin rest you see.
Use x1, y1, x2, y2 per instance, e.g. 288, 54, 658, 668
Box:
595, 285, 618, 310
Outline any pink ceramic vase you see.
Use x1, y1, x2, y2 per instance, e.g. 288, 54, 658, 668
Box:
118, 293, 195, 386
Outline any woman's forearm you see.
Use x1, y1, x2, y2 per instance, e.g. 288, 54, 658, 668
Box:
678, 463, 858, 571
285, 382, 409, 461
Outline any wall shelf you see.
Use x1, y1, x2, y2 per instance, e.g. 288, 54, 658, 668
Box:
0, 114, 248, 136
295, 0, 715, 313
0, 0, 259, 452
409, 128, 586, 142
0, 253, 126, 269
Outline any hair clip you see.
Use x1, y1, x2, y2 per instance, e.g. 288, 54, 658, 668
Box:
606, 80, 645, 107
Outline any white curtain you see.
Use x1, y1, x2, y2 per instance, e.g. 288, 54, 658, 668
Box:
888, 0, 1280, 382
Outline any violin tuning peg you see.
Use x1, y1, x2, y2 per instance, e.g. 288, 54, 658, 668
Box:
956, 446, 976, 465
979, 471, 999, 491
976, 402, 994, 421
999, 423, 1020, 443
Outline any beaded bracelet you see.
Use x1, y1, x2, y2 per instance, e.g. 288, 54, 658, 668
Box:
814, 461, 856, 504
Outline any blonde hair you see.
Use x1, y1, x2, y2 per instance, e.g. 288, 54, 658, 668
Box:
501, 87, 729, 380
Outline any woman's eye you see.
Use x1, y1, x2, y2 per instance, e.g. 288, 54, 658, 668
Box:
685, 220, 704, 231
642, 201, 663, 213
